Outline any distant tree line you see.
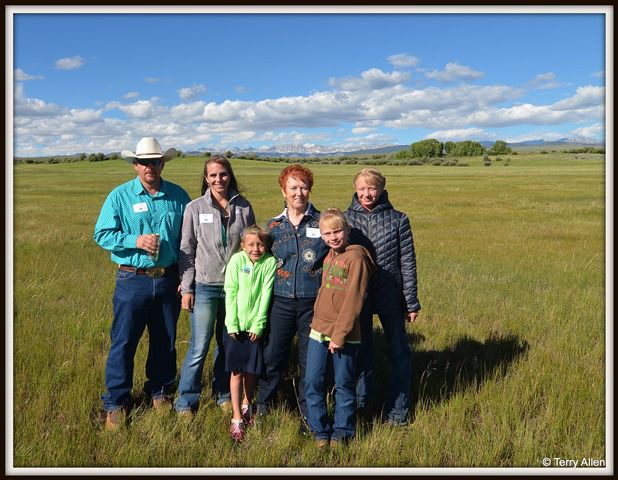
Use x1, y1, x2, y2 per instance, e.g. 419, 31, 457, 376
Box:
395, 139, 513, 159
13, 150, 188, 165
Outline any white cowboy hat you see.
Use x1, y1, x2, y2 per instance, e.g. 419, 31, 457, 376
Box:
121, 137, 178, 162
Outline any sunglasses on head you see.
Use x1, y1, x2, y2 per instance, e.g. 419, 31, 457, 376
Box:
136, 158, 162, 167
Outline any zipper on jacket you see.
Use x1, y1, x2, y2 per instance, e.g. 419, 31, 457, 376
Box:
220, 193, 239, 274
292, 219, 301, 297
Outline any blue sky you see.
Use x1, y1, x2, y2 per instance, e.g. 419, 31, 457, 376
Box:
10, 8, 608, 156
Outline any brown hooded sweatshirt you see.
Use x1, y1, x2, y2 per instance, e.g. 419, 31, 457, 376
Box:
311, 244, 376, 346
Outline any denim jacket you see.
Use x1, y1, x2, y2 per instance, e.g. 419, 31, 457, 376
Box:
267, 203, 329, 299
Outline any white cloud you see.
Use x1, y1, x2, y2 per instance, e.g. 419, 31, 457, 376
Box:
54, 55, 85, 70
552, 85, 604, 111
352, 126, 375, 135
14, 84, 64, 117
15, 68, 43, 81
145, 77, 161, 84
425, 128, 490, 142
345, 132, 396, 144
351, 120, 382, 136
124, 91, 140, 99
383, 84, 604, 130
388, 53, 420, 68
105, 99, 165, 119
12, 60, 606, 156
329, 68, 410, 91
569, 123, 604, 142
170, 101, 207, 123
234, 86, 249, 94
259, 130, 330, 144
68, 108, 103, 124
503, 131, 569, 143
591, 70, 605, 78
426, 62, 483, 82
526, 72, 565, 90
178, 84, 207, 100
217, 131, 257, 145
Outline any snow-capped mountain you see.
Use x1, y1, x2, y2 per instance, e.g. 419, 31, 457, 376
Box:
188, 138, 603, 158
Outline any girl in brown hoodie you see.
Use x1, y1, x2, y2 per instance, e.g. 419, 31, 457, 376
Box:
304, 208, 375, 447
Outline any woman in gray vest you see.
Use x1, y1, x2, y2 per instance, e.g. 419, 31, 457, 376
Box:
176, 156, 255, 415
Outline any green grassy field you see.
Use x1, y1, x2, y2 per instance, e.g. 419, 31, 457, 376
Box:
11, 152, 607, 470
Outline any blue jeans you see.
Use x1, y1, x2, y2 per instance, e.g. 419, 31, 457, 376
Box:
305, 339, 359, 441
257, 296, 314, 418
175, 283, 230, 412
356, 311, 412, 424
102, 268, 180, 412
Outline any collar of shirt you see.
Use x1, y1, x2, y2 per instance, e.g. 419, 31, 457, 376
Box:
131, 176, 169, 198
273, 202, 318, 221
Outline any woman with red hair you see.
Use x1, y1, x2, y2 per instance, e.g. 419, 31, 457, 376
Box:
256, 164, 329, 430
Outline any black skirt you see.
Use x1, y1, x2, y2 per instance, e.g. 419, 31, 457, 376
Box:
223, 331, 264, 375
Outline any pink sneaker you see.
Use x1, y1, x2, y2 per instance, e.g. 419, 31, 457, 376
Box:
229, 420, 245, 442
241, 404, 253, 425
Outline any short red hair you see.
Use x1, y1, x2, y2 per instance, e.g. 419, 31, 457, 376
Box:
278, 164, 314, 190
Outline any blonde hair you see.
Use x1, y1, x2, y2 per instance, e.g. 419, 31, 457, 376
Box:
353, 168, 386, 190
319, 207, 349, 232
241, 224, 272, 249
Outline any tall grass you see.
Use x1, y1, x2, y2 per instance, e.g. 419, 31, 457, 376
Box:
10, 153, 607, 470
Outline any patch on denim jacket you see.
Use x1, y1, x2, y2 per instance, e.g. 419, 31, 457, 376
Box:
303, 249, 316, 263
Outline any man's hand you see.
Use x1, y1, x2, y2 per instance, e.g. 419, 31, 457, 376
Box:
136, 234, 159, 255
406, 311, 419, 323
248, 332, 260, 342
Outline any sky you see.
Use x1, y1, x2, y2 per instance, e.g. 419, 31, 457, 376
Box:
9, 7, 609, 157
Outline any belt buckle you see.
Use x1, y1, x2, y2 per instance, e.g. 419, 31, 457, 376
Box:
146, 266, 165, 278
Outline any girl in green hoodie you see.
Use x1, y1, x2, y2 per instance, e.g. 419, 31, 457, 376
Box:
224, 225, 277, 441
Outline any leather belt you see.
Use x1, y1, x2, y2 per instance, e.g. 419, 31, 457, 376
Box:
119, 264, 177, 279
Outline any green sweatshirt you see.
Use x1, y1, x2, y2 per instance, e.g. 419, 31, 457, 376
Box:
224, 250, 277, 336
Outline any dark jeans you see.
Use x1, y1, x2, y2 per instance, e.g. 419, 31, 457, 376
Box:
257, 296, 314, 418
356, 310, 412, 424
102, 268, 180, 412
305, 339, 359, 441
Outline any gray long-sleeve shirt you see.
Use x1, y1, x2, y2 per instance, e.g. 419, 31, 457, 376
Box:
179, 189, 255, 294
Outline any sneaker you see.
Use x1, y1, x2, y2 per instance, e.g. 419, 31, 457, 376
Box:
241, 404, 253, 425
229, 419, 245, 442
105, 409, 125, 431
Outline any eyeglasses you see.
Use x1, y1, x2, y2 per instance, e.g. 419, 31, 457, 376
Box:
136, 158, 162, 167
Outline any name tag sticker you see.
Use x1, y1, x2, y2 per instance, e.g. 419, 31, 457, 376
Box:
133, 202, 148, 213
200, 213, 214, 224
306, 227, 321, 238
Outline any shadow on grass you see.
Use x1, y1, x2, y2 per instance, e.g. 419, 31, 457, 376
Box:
257, 329, 529, 430
92, 331, 528, 432
370, 329, 530, 422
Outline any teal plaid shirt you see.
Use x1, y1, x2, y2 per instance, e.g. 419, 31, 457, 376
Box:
94, 176, 191, 268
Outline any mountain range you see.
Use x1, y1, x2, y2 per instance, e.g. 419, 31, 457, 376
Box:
189, 137, 603, 158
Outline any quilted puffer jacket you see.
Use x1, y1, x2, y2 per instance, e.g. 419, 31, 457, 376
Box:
346, 190, 421, 314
